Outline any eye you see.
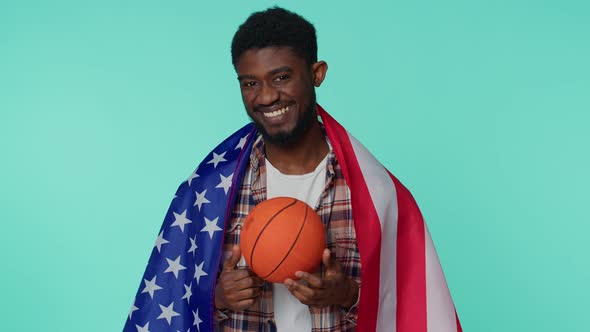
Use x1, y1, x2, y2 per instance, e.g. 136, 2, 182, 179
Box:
242, 81, 257, 88
273, 74, 290, 82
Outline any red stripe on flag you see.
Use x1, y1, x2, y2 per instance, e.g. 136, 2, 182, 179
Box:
389, 172, 428, 332
456, 311, 463, 332
319, 107, 381, 332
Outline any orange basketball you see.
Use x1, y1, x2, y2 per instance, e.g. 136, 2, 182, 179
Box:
240, 197, 326, 283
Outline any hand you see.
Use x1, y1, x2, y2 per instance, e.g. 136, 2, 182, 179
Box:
284, 249, 359, 308
215, 245, 265, 311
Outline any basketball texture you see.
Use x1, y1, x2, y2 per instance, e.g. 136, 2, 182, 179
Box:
240, 197, 326, 283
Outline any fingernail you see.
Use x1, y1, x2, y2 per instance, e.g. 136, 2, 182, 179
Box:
295, 271, 304, 278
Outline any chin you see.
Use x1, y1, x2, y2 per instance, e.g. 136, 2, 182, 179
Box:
249, 101, 317, 146
262, 130, 298, 146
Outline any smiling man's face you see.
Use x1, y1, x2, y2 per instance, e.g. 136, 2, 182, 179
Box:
235, 46, 322, 146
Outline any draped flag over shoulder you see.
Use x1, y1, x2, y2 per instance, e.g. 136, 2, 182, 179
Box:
318, 106, 462, 332
123, 106, 461, 332
123, 123, 256, 332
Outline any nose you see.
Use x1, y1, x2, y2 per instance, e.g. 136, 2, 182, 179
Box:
257, 81, 279, 106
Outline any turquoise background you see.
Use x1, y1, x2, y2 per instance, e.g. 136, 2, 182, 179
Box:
1, 0, 589, 331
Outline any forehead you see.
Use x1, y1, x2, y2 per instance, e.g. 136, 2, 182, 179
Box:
235, 46, 307, 76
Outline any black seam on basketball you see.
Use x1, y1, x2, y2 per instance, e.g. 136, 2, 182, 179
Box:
250, 198, 298, 273
261, 201, 308, 279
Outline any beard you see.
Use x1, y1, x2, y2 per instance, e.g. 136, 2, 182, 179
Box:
249, 97, 317, 147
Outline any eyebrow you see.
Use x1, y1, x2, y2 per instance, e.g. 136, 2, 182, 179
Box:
269, 66, 293, 76
237, 74, 256, 81
237, 66, 293, 81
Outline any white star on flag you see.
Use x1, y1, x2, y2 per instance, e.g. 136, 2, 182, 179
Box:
141, 276, 163, 299
164, 256, 187, 279
188, 235, 198, 256
135, 322, 150, 332
215, 172, 233, 194
181, 282, 193, 304
154, 231, 169, 253
194, 261, 208, 285
157, 302, 180, 325
187, 170, 199, 186
235, 135, 248, 150
206, 151, 227, 168
171, 210, 192, 232
193, 189, 211, 211
201, 217, 222, 239
128, 299, 139, 319
193, 309, 203, 332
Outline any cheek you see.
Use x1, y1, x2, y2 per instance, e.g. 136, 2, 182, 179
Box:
287, 81, 313, 100
240, 90, 255, 106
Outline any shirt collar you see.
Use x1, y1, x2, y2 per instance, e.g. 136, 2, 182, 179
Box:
249, 125, 337, 194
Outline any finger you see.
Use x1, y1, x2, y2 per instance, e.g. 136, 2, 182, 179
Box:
287, 285, 312, 305
228, 287, 262, 302
285, 278, 316, 299
322, 249, 343, 275
236, 270, 265, 285
223, 245, 242, 270
294, 271, 324, 288
322, 248, 332, 267
245, 269, 265, 282
250, 275, 266, 287
232, 298, 257, 311
221, 269, 250, 282
232, 276, 265, 291
286, 282, 330, 307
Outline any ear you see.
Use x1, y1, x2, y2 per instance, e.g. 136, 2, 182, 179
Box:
311, 61, 328, 87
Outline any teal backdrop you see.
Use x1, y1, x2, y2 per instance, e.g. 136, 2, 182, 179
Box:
1, 0, 589, 331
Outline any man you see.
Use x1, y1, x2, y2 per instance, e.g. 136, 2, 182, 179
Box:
214, 8, 359, 331
124, 7, 461, 332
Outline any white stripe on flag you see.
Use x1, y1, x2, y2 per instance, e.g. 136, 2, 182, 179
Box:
425, 226, 457, 331
348, 134, 399, 332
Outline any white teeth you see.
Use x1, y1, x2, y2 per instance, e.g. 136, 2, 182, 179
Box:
263, 106, 290, 118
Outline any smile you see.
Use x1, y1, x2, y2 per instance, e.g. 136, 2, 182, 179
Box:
262, 106, 290, 118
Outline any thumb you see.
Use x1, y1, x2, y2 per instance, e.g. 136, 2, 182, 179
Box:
322, 248, 339, 272
223, 245, 241, 270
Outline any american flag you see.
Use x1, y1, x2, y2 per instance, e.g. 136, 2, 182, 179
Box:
319, 107, 462, 332
123, 123, 256, 332
124, 106, 462, 332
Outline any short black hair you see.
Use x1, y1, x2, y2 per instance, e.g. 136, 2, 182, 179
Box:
231, 7, 317, 66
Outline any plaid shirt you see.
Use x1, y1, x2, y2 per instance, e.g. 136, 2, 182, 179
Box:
215, 134, 361, 332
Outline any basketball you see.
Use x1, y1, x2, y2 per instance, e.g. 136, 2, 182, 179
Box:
240, 197, 326, 283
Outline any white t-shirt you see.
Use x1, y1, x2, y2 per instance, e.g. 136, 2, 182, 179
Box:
265, 155, 328, 332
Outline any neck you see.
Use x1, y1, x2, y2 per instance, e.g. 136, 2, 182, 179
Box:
264, 120, 329, 175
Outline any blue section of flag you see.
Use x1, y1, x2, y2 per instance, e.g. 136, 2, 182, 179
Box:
123, 123, 256, 332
